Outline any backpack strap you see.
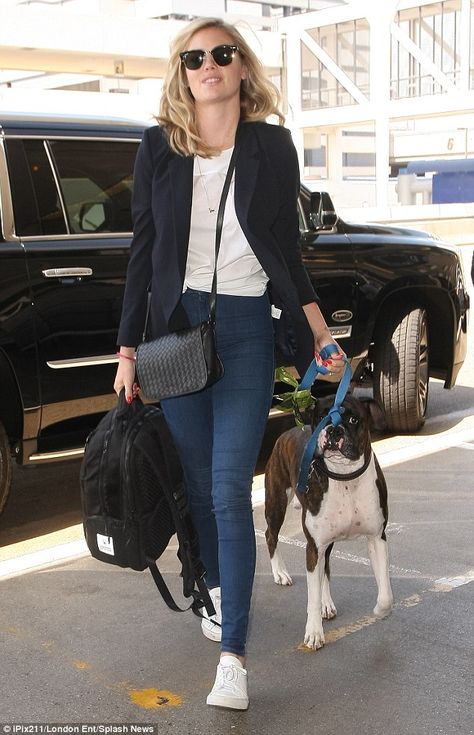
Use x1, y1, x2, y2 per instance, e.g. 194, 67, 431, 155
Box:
147, 558, 217, 619
134, 411, 218, 620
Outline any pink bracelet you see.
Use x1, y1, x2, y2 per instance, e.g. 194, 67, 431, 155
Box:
116, 351, 136, 362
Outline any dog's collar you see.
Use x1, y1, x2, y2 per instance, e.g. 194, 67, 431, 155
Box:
310, 448, 373, 482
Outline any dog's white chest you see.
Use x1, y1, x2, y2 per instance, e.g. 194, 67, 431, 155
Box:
305, 460, 385, 546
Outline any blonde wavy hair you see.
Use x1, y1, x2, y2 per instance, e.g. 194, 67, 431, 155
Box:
157, 17, 285, 157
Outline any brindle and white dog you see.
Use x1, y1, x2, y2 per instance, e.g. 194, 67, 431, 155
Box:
264, 394, 394, 650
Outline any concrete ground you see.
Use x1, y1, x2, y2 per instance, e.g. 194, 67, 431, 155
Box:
1, 440, 473, 735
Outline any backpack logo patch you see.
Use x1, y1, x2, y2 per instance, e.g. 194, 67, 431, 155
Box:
97, 533, 115, 556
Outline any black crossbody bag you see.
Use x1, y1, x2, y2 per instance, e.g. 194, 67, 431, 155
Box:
136, 147, 237, 401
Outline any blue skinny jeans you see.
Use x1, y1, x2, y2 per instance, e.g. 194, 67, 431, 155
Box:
161, 288, 274, 657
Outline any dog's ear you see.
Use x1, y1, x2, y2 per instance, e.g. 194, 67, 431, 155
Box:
358, 397, 386, 433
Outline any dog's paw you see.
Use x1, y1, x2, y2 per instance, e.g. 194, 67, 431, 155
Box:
321, 600, 337, 620
373, 600, 393, 619
303, 626, 325, 650
273, 569, 293, 586
270, 554, 293, 586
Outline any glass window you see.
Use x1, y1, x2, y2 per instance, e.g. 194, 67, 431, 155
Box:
49, 140, 138, 234
5, 139, 67, 237
391, 1, 461, 99
302, 42, 330, 109
304, 130, 327, 179
305, 19, 369, 110
341, 128, 376, 180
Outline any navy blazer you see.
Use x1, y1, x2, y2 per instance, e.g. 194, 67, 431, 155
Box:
117, 121, 317, 372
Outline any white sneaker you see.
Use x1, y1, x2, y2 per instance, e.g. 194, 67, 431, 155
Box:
206, 655, 249, 710
201, 587, 222, 642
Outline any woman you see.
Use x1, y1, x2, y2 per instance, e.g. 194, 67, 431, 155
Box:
114, 17, 344, 710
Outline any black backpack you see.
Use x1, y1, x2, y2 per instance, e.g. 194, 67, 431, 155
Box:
79, 391, 215, 618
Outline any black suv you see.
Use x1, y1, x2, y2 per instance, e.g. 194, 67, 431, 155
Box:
0, 113, 469, 514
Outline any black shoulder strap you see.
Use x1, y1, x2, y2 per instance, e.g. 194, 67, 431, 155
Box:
208, 145, 238, 325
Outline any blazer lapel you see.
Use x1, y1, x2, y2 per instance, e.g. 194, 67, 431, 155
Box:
168, 153, 194, 282
234, 123, 260, 230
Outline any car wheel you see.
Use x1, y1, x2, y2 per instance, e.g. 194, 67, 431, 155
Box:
0, 421, 12, 515
374, 306, 429, 432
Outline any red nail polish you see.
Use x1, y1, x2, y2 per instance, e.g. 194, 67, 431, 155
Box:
126, 396, 132, 404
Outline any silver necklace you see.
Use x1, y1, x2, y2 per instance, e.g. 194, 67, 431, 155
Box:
196, 156, 216, 214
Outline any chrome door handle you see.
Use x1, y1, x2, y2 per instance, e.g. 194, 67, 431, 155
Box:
42, 267, 93, 278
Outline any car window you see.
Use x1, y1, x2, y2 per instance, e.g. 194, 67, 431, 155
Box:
5, 139, 67, 237
49, 140, 138, 234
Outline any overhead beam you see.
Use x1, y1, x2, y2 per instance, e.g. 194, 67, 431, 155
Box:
301, 30, 368, 105
390, 21, 458, 93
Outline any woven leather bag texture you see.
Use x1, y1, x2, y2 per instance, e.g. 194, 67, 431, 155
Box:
136, 320, 224, 401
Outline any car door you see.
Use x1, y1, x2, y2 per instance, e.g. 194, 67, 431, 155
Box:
4, 132, 141, 449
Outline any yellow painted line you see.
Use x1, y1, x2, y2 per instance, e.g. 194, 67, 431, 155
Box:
73, 659, 92, 670
397, 593, 423, 608
297, 614, 379, 651
296, 573, 473, 652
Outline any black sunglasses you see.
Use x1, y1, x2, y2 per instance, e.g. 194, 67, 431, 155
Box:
180, 44, 240, 71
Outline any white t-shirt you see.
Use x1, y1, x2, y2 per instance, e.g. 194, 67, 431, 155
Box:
184, 147, 269, 296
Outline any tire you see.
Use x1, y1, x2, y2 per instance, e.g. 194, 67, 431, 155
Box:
374, 306, 429, 433
0, 421, 12, 515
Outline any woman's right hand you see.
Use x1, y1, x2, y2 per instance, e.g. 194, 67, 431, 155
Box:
114, 348, 138, 404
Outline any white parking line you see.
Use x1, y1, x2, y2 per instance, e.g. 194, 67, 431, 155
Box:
253, 528, 424, 578
432, 571, 474, 589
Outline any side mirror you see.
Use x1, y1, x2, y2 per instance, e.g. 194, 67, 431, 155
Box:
309, 191, 338, 231
79, 201, 108, 232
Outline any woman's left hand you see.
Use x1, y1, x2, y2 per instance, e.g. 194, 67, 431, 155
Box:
314, 330, 346, 375
301, 303, 346, 375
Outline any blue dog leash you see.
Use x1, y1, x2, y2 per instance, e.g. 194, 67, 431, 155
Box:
296, 345, 352, 493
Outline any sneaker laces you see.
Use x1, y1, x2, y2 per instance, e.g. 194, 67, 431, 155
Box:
214, 661, 246, 695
